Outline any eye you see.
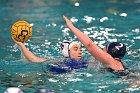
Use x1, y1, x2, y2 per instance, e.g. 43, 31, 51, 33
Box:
74, 47, 78, 51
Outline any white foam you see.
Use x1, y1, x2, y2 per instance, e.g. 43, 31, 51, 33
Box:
70, 17, 78, 23
83, 16, 95, 24
83, 31, 90, 35
48, 78, 59, 82
30, 23, 34, 27
120, 13, 127, 17
100, 17, 108, 22
75, 3, 80, 6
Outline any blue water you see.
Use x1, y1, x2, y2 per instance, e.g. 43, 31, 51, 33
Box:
1, 0, 140, 93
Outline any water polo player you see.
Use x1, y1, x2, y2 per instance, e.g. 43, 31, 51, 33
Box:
12, 38, 89, 74
46, 41, 88, 74
63, 16, 130, 76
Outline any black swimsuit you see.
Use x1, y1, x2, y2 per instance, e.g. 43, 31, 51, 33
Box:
106, 68, 130, 76
106, 59, 130, 76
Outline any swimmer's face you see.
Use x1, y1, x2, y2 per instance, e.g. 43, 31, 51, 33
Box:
70, 44, 82, 59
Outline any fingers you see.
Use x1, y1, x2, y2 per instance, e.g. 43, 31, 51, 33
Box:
12, 36, 17, 43
11, 36, 15, 41
63, 15, 74, 29
63, 15, 69, 21
12, 36, 21, 44
63, 15, 67, 20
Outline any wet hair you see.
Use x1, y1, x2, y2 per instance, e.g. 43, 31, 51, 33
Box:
106, 42, 126, 59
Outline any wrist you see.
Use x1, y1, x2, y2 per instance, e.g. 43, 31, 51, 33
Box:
18, 42, 24, 46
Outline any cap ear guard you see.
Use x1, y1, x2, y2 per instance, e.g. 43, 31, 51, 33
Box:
111, 48, 117, 54
61, 41, 71, 58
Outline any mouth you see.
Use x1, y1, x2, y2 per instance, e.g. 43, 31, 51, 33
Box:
77, 55, 82, 58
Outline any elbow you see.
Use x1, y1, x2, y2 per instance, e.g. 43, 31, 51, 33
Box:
87, 43, 91, 47
26, 57, 36, 62
30, 57, 46, 62
25, 57, 39, 62
85, 41, 93, 49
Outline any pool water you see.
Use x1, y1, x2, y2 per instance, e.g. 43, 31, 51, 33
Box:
1, 0, 140, 93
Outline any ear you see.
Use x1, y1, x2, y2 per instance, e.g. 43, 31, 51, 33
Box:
111, 48, 117, 54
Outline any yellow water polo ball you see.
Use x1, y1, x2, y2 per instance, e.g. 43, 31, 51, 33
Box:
11, 20, 32, 43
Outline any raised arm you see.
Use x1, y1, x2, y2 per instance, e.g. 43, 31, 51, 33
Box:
12, 37, 46, 62
63, 16, 124, 70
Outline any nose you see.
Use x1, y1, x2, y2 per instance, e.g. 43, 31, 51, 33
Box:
79, 51, 82, 55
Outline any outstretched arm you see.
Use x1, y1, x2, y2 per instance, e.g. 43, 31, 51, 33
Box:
63, 16, 124, 70
12, 37, 46, 62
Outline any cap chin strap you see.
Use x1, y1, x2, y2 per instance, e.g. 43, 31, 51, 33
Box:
114, 58, 121, 61
68, 49, 70, 58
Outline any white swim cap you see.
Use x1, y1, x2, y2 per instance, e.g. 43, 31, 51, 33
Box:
4, 87, 24, 93
61, 41, 80, 58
